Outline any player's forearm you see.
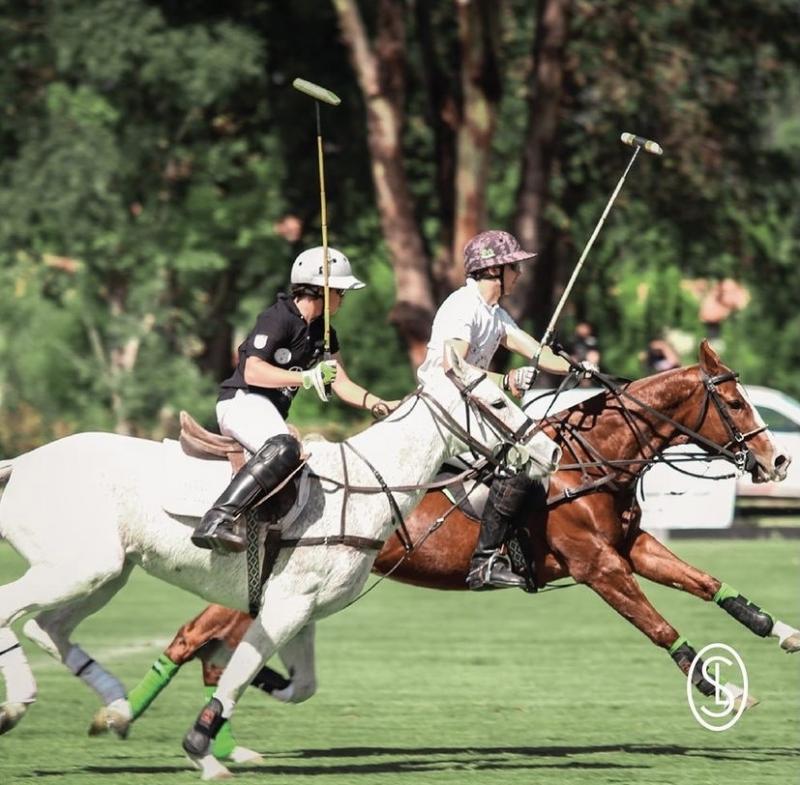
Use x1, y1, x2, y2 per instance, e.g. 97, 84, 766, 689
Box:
243, 358, 302, 388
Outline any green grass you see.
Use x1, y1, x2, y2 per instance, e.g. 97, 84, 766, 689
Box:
1, 539, 798, 784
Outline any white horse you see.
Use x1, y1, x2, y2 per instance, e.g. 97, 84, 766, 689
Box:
0, 349, 560, 778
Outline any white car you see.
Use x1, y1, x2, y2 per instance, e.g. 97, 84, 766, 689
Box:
523, 383, 800, 530
735, 385, 800, 501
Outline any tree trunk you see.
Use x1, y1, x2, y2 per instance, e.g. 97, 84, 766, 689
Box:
450, 0, 502, 290
414, 1, 458, 301
333, 0, 436, 369
510, 0, 572, 324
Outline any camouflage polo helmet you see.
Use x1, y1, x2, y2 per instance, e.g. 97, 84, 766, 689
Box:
463, 230, 537, 276
291, 246, 366, 290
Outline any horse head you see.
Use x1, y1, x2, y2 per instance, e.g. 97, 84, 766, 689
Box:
683, 340, 791, 484
429, 346, 561, 478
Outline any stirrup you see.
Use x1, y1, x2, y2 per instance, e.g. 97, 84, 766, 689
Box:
467, 551, 526, 591
191, 515, 247, 554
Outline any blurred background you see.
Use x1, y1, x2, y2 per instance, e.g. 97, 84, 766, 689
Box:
0, 0, 798, 452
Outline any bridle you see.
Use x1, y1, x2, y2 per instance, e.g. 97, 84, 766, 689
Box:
434, 367, 541, 475
697, 370, 767, 474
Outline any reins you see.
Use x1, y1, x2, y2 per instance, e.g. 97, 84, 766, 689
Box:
525, 365, 766, 504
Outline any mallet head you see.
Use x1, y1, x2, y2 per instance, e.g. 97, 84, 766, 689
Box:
292, 78, 341, 106
620, 132, 663, 156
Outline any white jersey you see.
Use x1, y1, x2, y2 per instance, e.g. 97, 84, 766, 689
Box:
417, 278, 519, 385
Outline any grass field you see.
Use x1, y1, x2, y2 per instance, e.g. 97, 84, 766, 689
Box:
1, 538, 798, 785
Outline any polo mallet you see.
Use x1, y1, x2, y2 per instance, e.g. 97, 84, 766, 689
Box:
292, 78, 341, 391
534, 132, 664, 366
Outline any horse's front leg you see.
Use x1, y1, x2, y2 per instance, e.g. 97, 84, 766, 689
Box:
182, 591, 314, 776
552, 501, 719, 697
0, 628, 37, 735
626, 530, 800, 652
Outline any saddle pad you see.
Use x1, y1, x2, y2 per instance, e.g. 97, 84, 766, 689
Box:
159, 439, 311, 524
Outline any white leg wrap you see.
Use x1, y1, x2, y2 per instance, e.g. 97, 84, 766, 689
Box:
65, 645, 126, 703
771, 620, 800, 645
0, 630, 37, 704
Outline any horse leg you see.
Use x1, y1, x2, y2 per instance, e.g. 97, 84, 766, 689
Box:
182, 592, 313, 777
272, 622, 316, 703
22, 562, 134, 738
561, 535, 718, 697
627, 530, 800, 652
0, 556, 124, 736
0, 628, 37, 735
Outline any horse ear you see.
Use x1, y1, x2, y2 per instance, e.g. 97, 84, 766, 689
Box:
698, 339, 722, 374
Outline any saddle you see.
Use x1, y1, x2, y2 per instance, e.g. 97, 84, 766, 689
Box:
179, 411, 246, 471
178, 411, 302, 520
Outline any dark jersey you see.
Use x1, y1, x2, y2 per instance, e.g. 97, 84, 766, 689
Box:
218, 293, 340, 419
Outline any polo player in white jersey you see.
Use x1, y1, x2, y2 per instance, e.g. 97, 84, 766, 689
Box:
418, 229, 595, 589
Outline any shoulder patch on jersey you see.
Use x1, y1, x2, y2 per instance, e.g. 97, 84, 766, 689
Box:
253, 334, 268, 349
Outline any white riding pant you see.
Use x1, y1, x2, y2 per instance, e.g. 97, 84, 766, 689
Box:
216, 390, 289, 456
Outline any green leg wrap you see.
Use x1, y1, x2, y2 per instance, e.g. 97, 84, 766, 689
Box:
128, 654, 180, 719
206, 686, 237, 759
712, 582, 739, 604
713, 582, 774, 637
668, 635, 690, 656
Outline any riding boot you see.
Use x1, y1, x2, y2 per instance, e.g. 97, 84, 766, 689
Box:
191, 434, 301, 554
467, 472, 541, 591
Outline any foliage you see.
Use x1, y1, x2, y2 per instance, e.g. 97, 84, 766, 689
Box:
0, 0, 798, 451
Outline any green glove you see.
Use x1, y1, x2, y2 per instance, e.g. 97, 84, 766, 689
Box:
302, 360, 338, 401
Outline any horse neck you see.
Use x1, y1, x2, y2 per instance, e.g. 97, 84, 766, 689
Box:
570, 366, 702, 465
345, 394, 455, 490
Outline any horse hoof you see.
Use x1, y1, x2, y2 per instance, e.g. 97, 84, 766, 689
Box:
186, 753, 233, 780
88, 699, 132, 739
0, 702, 28, 735
780, 632, 800, 653
227, 746, 264, 764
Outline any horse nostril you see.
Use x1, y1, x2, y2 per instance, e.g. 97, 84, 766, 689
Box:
775, 454, 788, 468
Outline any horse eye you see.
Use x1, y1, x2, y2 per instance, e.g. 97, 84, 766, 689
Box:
490, 399, 507, 410
728, 399, 743, 410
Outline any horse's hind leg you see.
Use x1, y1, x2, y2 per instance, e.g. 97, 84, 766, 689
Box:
626, 531, 800, 652
22, 561, 134, 738
559, 530, 718, 697
0, 628, 37, 734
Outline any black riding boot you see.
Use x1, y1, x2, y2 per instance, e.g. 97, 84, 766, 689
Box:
191, 434, 301, 554
467, 472, 541, 591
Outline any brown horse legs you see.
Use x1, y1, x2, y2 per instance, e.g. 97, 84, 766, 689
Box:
561, 537, 722, 694
627, 531, 800, 651
626, 531, 720, 600
566, 540, 680, 649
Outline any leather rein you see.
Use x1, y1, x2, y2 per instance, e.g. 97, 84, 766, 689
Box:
280, 376, 535, 555
536, 367, 768, 505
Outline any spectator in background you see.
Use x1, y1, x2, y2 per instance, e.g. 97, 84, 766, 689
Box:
568, 321, 601, 386
643, 337, 681, 374
567, 320, 600, 362
699, 278, 750, 352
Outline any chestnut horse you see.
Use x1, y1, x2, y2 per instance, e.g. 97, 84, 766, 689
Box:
95, 342, 797, 760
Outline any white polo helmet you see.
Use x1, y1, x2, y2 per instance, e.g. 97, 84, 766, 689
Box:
290, 247, 366, 291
